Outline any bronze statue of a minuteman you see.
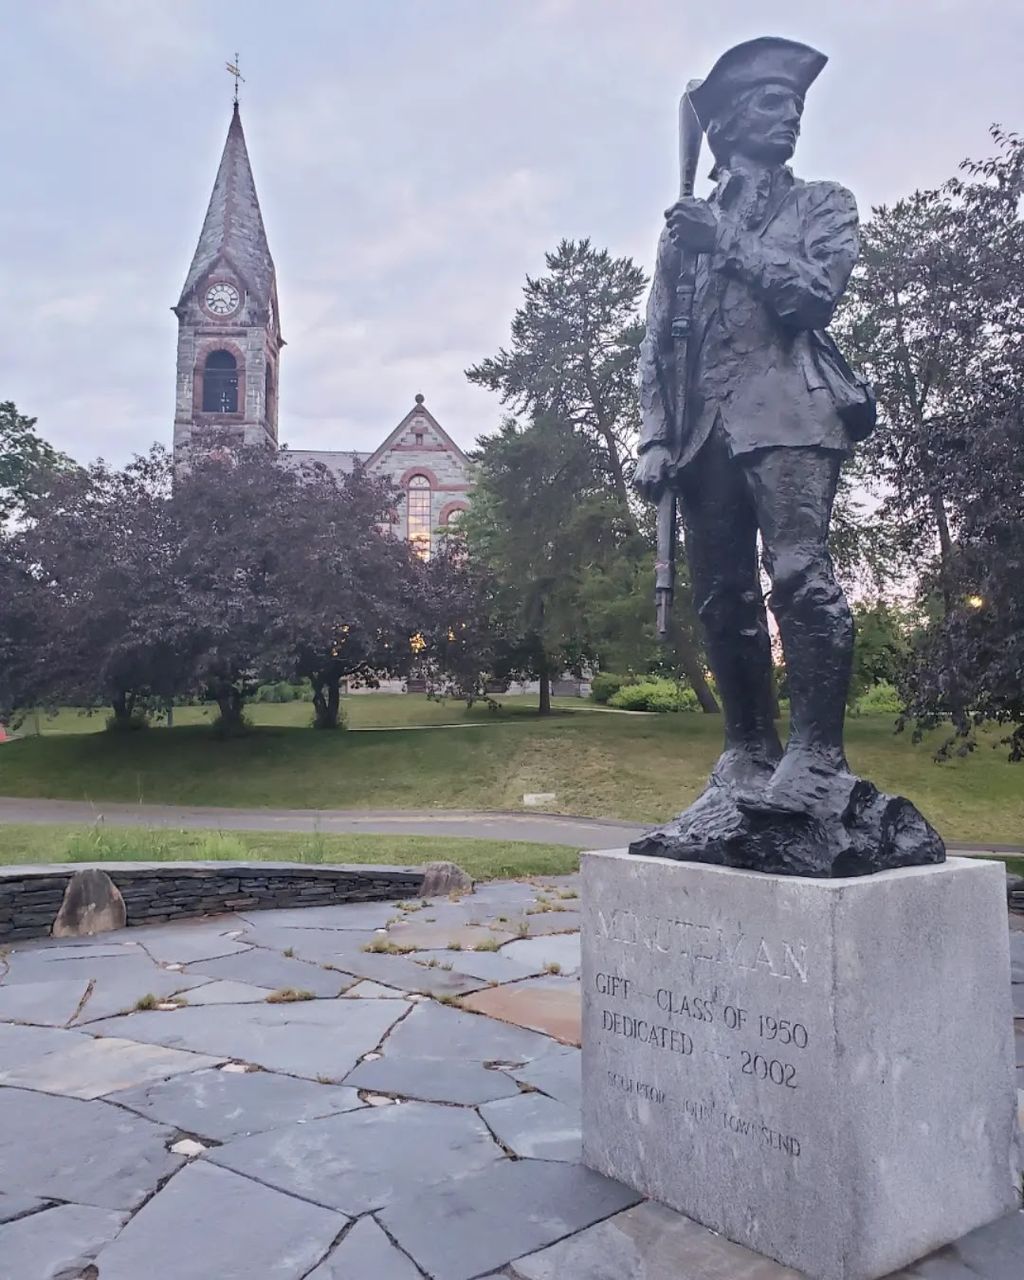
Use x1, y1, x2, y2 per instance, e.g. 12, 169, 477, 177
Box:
631, 37, 944, 876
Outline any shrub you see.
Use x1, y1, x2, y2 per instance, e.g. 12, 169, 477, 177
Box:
852, 680, 903, 717
609, 678, 698, 713
254, 681, 310, 704
590, 672, 629, 704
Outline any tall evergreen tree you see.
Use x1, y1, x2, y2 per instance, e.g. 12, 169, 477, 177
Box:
467, 240, 718, 710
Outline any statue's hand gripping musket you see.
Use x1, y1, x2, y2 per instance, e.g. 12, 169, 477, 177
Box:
655, 82, 703, 638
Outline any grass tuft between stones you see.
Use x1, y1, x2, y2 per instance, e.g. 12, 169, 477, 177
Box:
266, 988, 315, 1003
362, 938, 416, 955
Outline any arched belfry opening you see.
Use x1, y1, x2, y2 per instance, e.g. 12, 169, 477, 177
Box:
202, 350, 239, 414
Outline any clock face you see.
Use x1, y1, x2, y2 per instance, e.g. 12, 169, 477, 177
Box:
205, 282, 240, 317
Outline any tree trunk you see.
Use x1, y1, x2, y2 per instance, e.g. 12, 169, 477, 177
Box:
213, 682, 245, 733
110, 691, 134, 727
538, 666, 552, 716
313, 675, 342, 730
928, 487, 957, 614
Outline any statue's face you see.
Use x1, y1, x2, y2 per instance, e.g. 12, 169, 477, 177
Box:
723, 82, 804, 163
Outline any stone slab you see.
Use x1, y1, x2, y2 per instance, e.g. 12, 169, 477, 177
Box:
343, 979, 408, 998
0, 1192, 50, 1225
0, 977, 92, 1026
6, 940, 135, 963
72, 965, 211, 1023
237, 901, 406, 931
0, 1087, 181, 1209
0, 1203, 129, 1280
127, 925, 252, 965
509, 1198, 802, 1279
344, 1054, 521, 1104
289, 934, 489, 997
92, 1159, 345, 1280
381, 999, 555, 1064
184, 947, 354, 996
385, 921, 513, 951
379, 1157, 641, 1280
0, 1034, 221, 1098
461, 977, 582, 1045
1, 952, 145, 994
411, 948, 543, 983
307, 1216, 423, 1280
896, 1208, 1024, 1278
208, 1099, 503, 1215
0, 1022, 91, 1070
1, 949, 209, 1023
521, 911, 584, 937
510, 1045, 581, 1108
581, 852, 1019, 1280
480, 1091, 581, 1161
88, 996, 403, 1079
180, 979, 278, 1005
107, 1066, 363, 1140
501, 932, 581, 973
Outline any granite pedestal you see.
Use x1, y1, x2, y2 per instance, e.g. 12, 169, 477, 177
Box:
581, 852, 1018, 1280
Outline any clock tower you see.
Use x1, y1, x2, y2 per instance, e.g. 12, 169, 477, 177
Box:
172, 103, 283, 462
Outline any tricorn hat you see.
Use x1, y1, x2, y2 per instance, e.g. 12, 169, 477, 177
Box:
688, 36, 827, 131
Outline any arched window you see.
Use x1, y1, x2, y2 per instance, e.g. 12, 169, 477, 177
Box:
406, 474, 432, 559
202, 350, 239, 414
264, 363, 274, 419
444, 507, 465, 527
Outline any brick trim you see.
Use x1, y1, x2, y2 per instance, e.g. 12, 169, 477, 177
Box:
398, 466, 440, 488
439, 500, 470, 524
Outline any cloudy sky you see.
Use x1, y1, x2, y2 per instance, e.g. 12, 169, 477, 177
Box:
2, 0, 1020, 464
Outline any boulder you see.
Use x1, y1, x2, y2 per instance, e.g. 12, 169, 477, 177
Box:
419, 861, 474, 898
52, 869, 127, 938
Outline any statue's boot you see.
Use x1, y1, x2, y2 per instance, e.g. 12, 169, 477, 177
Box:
737, 597, 943, 874
630, 636, 782, 860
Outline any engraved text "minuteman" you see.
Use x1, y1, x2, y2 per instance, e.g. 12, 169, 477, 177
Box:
596, 910, 810, 983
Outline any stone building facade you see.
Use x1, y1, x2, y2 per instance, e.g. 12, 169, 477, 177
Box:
281, 394, 471, 557
173, 105, 471, 556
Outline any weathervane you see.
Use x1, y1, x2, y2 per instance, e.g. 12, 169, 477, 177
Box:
226, 53, 245, 107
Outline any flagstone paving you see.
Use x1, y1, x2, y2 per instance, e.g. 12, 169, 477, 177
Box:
0, 870, 1020, 1279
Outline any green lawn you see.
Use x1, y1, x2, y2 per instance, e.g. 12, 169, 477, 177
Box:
0, 825, 579, 880
1, 698, 1021, 845
10, 693, 574, 734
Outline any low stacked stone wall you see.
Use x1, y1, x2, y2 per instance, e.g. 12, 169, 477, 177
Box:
0, 861, 426, 942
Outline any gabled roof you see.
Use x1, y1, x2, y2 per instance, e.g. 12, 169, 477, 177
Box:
364, 395, 471, 469
177, 104, 276, 311
278, 449, 371, 479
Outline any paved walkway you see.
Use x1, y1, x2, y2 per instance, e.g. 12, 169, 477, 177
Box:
0, 796, 1019, 857
0, 876, 1021, 1278
0, 797, 647, 849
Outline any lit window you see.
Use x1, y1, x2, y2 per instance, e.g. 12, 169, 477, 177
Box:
202, 350, 239, 413
407, 474, 432, 558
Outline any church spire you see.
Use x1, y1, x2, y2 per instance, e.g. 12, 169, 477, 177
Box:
172, 101, 282, 463
176, 103, 276, 314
